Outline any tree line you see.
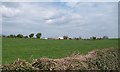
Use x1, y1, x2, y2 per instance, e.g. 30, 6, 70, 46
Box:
1, 33, 109, 40
62, 35, 109, 40
2, 33, 42, 38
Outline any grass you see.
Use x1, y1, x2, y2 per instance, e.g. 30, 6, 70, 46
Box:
0, 37, 2, 64
2, 38, 118, 64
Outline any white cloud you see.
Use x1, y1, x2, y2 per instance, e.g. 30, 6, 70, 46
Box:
19, 3, 60, 20
65, 2, 78, 8
61, 0, 119, 2
71, 13, 82, 20
46, 19, 53, 24
2, 0, 119, 2
2, 6, 21, 17
2, 0, 54, 2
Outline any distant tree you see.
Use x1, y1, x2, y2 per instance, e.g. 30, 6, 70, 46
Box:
17, 34, 23, 38
29, 33, 34, 38
90, 36, 96, 40
93, 36, 96, 40
2, 34, 16, 38
2, 35, 6, 38
7, 35, 10, 38
97, 37, 102, 40
36, 33, 42, 38
63, 35, 69, 39
13, 35, 17, 38
74, 37, 79, 40
79, 36, 82, 39
103, 36, 109, 39
10, 34, 14, 38
69, 38, 72, 40
24, 36, 28, 38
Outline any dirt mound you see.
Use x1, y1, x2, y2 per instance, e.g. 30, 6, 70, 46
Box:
1, 48, 119, 71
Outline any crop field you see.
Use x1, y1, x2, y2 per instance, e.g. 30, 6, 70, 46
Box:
2, 38, 118, 64
0, 37, 2, 64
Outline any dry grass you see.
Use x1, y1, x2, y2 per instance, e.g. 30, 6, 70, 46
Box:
1, 48, 119, 71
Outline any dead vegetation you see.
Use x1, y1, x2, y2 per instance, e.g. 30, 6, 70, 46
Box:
1, 48, 119, 72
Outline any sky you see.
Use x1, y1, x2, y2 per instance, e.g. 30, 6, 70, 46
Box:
1, 2, 118, 38
1, 0, 120, 2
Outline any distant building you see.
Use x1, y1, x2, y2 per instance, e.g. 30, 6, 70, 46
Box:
42, 37, 48, 39
43, 38, 48, 39
58, 37, 64, 39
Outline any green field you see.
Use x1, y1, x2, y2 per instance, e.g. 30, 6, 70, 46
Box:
2, 38, 118, 64
0, 37, 2, 64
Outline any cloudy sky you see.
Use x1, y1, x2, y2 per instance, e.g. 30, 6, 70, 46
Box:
1, 0, 120, 2
1, 2, 118, 38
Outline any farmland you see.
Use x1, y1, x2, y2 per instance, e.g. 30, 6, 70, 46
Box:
2, 38, 118, 64
0, 37, 2, 64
